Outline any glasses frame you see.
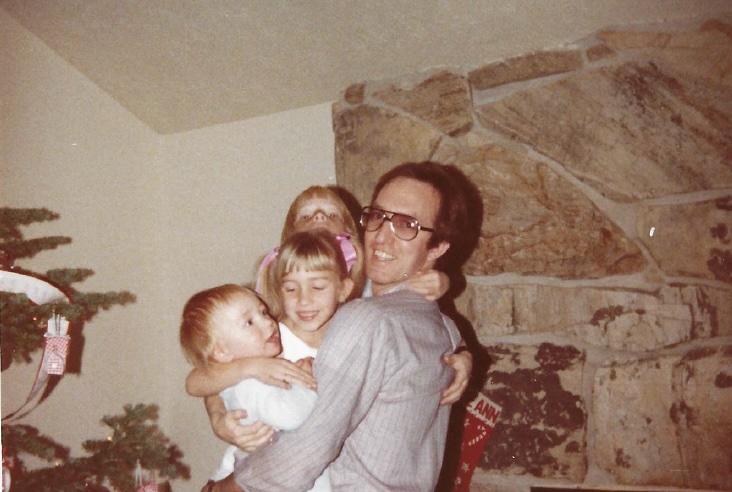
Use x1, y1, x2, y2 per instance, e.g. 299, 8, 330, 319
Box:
360, 206, 435, 241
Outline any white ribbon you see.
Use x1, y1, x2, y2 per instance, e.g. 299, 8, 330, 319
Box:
1, 271, 70, 421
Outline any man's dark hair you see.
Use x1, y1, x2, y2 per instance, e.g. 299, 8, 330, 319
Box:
371, 161, 480, 269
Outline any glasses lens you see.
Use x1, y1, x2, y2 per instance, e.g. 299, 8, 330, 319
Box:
391, 214, 419, 240
361, 208, 384, 231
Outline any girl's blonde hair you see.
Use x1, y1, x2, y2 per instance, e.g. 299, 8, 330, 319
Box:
261, 229, 361, 320
258, 185, 364, 297
179, 284, 257, 368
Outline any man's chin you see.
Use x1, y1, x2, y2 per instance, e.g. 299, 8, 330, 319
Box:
367, 275, 400, 296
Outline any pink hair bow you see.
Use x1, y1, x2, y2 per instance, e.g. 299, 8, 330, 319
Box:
254, 233, 357, 293
335, 233, 358, 272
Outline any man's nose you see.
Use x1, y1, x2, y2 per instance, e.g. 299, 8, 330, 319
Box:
311, 210, 327, 222
372, 217, 392, 242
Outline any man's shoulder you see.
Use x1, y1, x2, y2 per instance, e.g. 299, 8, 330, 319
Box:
344, 289, 430, 312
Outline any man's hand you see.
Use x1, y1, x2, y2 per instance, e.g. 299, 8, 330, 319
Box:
212, 409, 274, 452
202, 474, 244, 492
440, 347, 473, 405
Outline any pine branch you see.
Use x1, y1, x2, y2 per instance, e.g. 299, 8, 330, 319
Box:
1, 237, 72, 262
0, 210, 135, 371
1, 208, 188, 489
3, 404, 190, 492
0, 207, 59, 240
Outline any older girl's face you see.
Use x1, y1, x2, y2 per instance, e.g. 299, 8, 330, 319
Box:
292, 197, 347, 236
280, 267, 354, 340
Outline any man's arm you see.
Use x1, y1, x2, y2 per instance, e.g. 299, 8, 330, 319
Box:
233, 301, 388, 492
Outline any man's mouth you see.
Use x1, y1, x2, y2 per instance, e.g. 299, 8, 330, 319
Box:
374, 249, 395, 261
267, 331, 280, 343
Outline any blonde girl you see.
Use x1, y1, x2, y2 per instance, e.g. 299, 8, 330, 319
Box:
186, 229, 354, 397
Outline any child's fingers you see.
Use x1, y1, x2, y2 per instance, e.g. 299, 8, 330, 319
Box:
286, 374, 317, 390
440, 384, 458, 405
439, 377, 466, 405
264, 361, 317, 389
440, 354, 471, 405
287, 364, 317, 389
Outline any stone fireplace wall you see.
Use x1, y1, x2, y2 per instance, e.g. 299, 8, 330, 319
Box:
332, 18, 732, 492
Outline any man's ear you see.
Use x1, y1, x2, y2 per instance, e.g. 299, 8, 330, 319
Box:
427, 241, 450, 262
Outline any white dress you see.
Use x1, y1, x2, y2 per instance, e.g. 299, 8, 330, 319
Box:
211, 323, 330, 491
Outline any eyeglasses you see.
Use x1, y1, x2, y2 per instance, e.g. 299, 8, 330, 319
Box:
360, 206, 435, 241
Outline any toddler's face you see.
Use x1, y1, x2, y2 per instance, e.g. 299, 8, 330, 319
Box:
293, 198, 347, 236
211, 292, 281, 361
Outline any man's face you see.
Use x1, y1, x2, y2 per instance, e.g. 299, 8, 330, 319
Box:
364, 177, 448, 296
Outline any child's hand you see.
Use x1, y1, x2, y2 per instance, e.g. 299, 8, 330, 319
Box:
405, 270, 450, 301
440, 346, 473, 405
253, 358, 317, 390
294, 357, 315, 377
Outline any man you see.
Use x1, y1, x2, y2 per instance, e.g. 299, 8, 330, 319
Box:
208, 161, 473, 491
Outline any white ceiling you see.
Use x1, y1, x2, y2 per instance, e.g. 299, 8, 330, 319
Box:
4, 0, 731, 134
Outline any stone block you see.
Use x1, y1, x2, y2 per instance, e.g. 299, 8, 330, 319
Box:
343, 83, 365, 104
469, 50, 583, 90
689, 286, 732, 337
332, 104, 441, 206
478, 344, 586, 482
372, 70, 473, 137
585, 43, 616, 63
454, 284, 515, 339
637, 196, 732, 284
593, 346, 732, 489
476, 61, 732, 202
594, 356, 682, 486
673, 345, 732, 490
458, 283, 725, 350
596, 30, 672, 49
454, 145, 644, 278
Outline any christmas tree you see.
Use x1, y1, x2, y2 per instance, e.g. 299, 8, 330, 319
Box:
1, 207, 190, 491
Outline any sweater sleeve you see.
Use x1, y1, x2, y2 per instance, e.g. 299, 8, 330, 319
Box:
234, 299, 389, 492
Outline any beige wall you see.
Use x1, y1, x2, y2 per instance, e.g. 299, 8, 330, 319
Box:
0, 9, 335, 489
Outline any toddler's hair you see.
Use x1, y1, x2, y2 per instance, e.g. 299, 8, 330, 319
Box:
179, 284, 257, 368
280, 185, 360, 242
262, 229, 359, 320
